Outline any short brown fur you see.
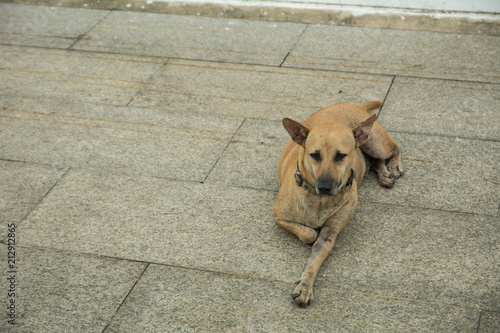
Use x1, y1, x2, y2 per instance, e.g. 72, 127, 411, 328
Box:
273, 101, 403, 307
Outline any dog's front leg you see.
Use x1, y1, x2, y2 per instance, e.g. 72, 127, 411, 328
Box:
292, 202, 356, 307
292, 225, 338, 307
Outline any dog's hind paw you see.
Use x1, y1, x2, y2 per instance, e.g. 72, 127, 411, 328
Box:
292, 280, 314, 307
372, 159, 402, 188
387, 160, 404, 179
387, 144, 404, 179
372, 160, 395, 188
379, 174, 396, 188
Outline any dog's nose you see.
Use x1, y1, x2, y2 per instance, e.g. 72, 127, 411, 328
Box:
316, 179, 333, 195
317, 186, 331, 195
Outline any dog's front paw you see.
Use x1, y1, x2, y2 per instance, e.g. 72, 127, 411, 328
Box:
298, 228, 319, 245
291, 280, 313, 307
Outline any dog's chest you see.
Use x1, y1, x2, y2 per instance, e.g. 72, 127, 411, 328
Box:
293, 193, 348, 229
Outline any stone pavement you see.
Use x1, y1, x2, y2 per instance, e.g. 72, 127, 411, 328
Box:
0, 2, 499, 332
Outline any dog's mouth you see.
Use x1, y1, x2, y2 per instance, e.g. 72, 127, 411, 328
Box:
314, 169, 355, 196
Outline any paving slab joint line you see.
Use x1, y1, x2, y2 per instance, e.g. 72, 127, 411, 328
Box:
101, 263, 150, 333
394, 73, 500, 86
279, 24, 309, 67
6, 243, 282, 287
477, 310, 483, 332
345, 287, 481, 309
12, 243, 155, 267
68, 9, 112, 50
165, 54, 303, 72
385, 129, 500, 143
28, 166, 72, 215
79, 250, 291, 285
0, 166, 71, 244
360, 198, 500, 218
475, 310, 500, 332
126, 59, 171, 106
0, 157, 55, 168
282, 62, 500, 85
202, 118, 247, 183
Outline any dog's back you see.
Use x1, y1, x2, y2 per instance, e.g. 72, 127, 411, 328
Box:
303, 101, 382, 129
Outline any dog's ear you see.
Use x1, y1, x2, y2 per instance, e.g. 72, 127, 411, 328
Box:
353, 114, 377, 147
282, 118, 309, 147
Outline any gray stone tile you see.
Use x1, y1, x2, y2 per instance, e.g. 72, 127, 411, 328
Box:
0, 160, 66, 240
321, 204, 500, 311
479, 311, 500, 332
0, 45, 165, 105
359, 132, 499, 216
72, 11, 306, 66
206, 118, 285, 190
0, 160, 67, 239
104, 264, 479, 332
0, 245, 146, 332
0, 3, 109, 48
129, 59, 393, 120
381, 77, 500, 140
0, 99, 242, 181
285, 25, 500, 83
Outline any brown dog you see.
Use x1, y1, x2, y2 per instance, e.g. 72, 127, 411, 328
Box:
273, 101, 403, 307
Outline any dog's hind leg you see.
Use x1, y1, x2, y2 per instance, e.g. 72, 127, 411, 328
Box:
360, 122, 403, 186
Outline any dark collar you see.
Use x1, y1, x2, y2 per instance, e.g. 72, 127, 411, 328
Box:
295, 163, 355, 196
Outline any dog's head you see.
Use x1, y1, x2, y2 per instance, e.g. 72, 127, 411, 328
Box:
282, 115, 376, 195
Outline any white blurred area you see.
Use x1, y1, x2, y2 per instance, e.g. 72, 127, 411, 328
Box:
152, 0, 500, 13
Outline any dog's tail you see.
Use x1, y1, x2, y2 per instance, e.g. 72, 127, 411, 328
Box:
359, 101, 383, 112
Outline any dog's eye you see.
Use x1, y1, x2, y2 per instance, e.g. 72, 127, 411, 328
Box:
310, 152, 321, 162
335, 153, 347, 162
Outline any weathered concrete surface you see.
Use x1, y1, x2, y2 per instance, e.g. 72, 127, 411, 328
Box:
72, 10, 307, 66
0, 2, 499, 332
0, 160, 67, 239
0, 45, 165, 105
479, 311, 500, 332
0, 3, 109, 48
0, 98, 243, 181
129, 59, 393, 120
360, 132, 499, 216
2, 0, 500, 35
0, 245, 147, 332
381, 77, 500, 141
103, 264, 480, 332
284, 24, 500, 83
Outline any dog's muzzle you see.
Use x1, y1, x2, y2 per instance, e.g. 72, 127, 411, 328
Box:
316, 178, 336, 196
295, 163, 355, 196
